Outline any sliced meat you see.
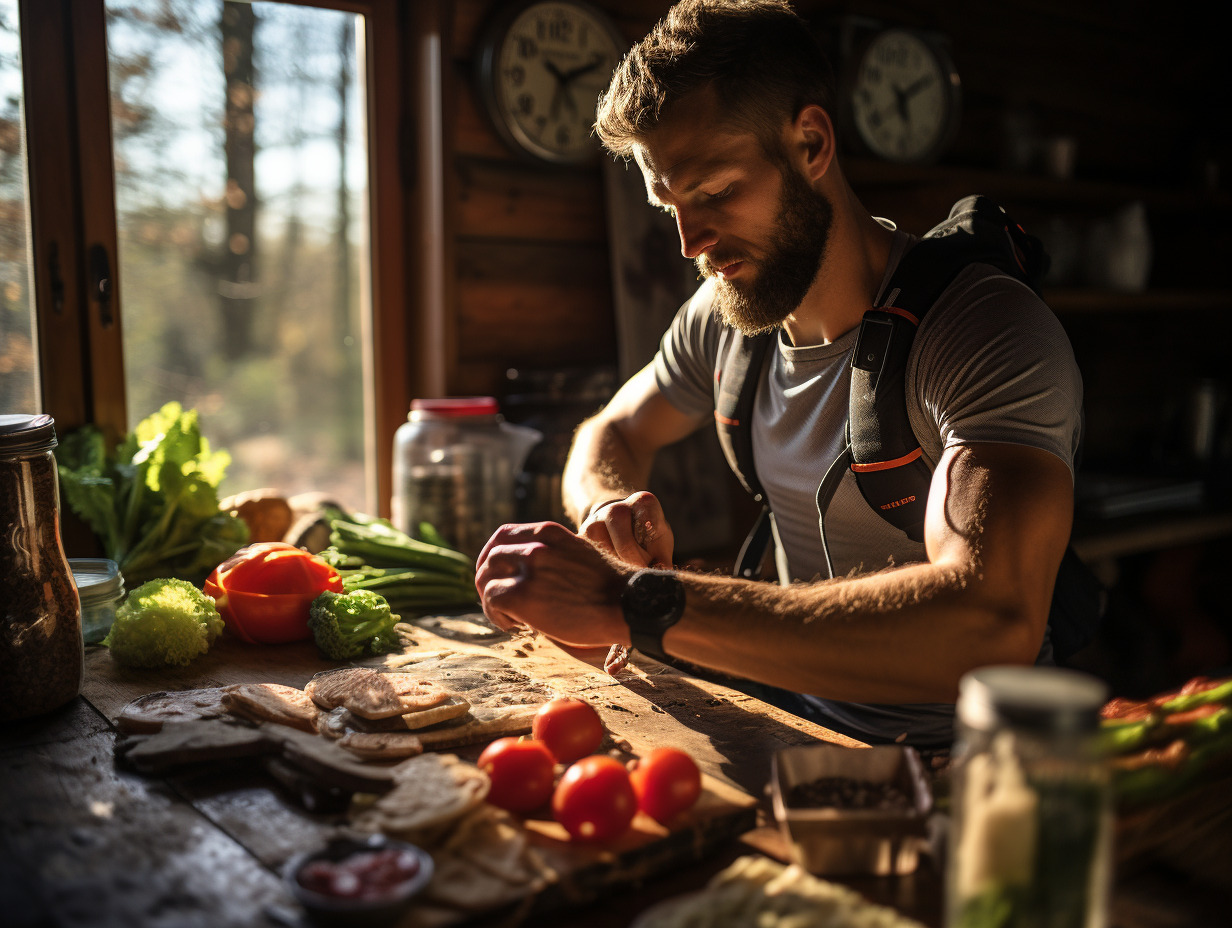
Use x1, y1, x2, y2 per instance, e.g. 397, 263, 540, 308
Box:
337, 730, 424, 761
222, 683, 320, 732
116, 688, 230, 734
117, 719, 278, 773
305, 667, 453, 720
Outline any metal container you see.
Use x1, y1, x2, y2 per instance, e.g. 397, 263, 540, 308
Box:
771, 744, 933, 876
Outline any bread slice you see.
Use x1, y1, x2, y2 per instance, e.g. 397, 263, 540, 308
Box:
305, 667, 454, 720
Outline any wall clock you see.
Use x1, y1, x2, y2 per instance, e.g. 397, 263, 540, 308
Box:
843, 27, 962, 164
475, 1, 627, 166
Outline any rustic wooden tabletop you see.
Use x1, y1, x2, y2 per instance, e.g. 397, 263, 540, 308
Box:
2, 612, 1227, 928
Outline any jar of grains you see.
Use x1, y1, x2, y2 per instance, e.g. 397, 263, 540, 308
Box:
0, 414, 84, 721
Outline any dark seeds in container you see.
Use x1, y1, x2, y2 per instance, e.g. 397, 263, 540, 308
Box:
786, 776, 913, 812
0, 447, 84, 721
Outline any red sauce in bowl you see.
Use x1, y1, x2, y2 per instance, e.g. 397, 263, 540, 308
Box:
297, 848, 422, 901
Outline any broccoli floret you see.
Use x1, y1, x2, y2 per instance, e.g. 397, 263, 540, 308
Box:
308, 589, 402, 661
103, 578, 224, 668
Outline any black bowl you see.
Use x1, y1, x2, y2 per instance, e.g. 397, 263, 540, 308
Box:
284, 834, 434, 927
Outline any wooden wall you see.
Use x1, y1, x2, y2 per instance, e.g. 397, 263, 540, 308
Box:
430, 0, 1225, 400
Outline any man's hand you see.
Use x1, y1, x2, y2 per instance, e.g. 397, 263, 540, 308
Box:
579, 490, 674, 568
475, 522, 631, 649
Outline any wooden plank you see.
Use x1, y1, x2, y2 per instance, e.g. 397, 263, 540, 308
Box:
456, 279, 616, 365
453, 157, 608, 242
0, 700, 298, 928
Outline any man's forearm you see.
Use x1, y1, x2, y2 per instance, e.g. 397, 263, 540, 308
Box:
661, 559, 1047, 704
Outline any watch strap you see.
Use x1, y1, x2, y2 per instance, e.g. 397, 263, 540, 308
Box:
621, 568, 686, 663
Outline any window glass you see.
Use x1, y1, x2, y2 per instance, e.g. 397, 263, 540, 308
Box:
106, 0, 373, 508
0, 0, 39, 414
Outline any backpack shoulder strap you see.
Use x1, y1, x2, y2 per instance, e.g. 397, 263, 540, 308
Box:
714, 329, 774, 503
848, 195, 1048, 542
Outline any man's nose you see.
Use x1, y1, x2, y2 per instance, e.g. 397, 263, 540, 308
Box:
674, 207, 718, 260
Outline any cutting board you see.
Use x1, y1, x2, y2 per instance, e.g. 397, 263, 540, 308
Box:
84, 622, 760, 925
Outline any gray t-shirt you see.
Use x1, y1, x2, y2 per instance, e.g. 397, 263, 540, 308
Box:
651, 228, 1084, 746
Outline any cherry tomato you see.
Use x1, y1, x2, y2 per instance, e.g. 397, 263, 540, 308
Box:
204, 542, 343, 644
532, 696, 605, 763
477, 737, 557, 813
629, 747, 702, 824
552, 755, 637, 842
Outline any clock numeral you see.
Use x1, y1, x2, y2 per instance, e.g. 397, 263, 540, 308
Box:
517, 93, 534, 116
556, 125, 571, 147
538, 14, 574, 42
506, 65, 525, 88
516, 35, 538, 58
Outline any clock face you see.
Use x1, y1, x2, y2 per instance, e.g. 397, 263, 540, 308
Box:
485, 1, 625, 164
850, 29, 960, 163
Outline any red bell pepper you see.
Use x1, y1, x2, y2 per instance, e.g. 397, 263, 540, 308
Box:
204, 542, 343, 644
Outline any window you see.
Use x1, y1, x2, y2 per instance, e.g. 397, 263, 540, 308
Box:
0, 0, 37, 412
19, 0, 411, 516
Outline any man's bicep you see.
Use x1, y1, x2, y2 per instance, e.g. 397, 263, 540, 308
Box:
924, 442, 1074, 625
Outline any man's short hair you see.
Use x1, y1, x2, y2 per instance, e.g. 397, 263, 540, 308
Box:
595, 0, 836, 159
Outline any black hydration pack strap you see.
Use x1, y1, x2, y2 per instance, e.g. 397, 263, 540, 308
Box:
714, 329, 774, 503
848, 195, 1048, 543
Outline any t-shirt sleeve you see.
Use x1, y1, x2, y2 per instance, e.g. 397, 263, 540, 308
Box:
908, 266, 1084, 477
651, 279, 724, 417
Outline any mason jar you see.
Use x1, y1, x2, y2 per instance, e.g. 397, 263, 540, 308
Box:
0, 414, 84, 721
947, 665, 1112, 928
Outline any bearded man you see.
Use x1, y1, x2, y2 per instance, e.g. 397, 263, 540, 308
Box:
475, 0, 1083, 748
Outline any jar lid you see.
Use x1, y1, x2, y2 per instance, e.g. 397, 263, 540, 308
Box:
0, 414, 58, 454
409, 397, 500, 418
958, 665, 1108, 734
70, 558, 125, 606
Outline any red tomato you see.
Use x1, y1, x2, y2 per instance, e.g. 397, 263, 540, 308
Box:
204, 542, 343, 644
552, 755, 636, 842
532, 697, 605, 763
629, 747, 702, 824
476, 737, 557, 813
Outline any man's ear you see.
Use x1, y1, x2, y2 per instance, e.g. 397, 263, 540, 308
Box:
792, 104, 836, 181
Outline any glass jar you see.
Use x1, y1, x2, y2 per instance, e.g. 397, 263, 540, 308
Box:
0, 414, 84, 721
946, 665, 1113, 926
391, 398, 540, 559
946, 666, 1112, 928
71, 558, 125, 646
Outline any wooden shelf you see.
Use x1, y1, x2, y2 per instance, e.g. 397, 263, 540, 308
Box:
845, 159, 1231, 213
1046, 288, 1232, 314
1072, 509, 1232, 562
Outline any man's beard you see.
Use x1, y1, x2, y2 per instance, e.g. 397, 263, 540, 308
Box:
701, 166, 833, 336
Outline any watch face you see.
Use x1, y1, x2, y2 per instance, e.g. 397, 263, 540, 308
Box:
850, 29, 959, 163
486, 1, 625, 164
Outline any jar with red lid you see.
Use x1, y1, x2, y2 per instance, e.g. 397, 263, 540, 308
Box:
392, 398, 540, 559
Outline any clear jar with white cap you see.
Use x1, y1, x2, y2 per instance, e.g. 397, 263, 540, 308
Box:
946, 665, 1112, 928
70, 558, 126, 645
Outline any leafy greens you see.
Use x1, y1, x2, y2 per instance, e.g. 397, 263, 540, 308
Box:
56, 402, 249, 586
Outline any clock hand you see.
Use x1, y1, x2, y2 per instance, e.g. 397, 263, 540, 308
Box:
901, 74, 935, 100
891, 84, 911, 124
563, 53, 605, 83
544, 59, 568, 84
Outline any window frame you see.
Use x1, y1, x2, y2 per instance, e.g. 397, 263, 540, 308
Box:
19, 0, 417, 515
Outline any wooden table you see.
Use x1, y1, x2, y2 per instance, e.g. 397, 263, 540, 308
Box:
0, 612, 942, 928
4, 612, 1228, 928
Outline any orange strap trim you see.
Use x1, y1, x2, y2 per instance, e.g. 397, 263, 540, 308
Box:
851, 446, 924, 472
880, 305, 919, 326
714, 411, 740, 427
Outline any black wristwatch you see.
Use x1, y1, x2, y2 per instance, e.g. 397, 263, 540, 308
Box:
620, 568, 686, 663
